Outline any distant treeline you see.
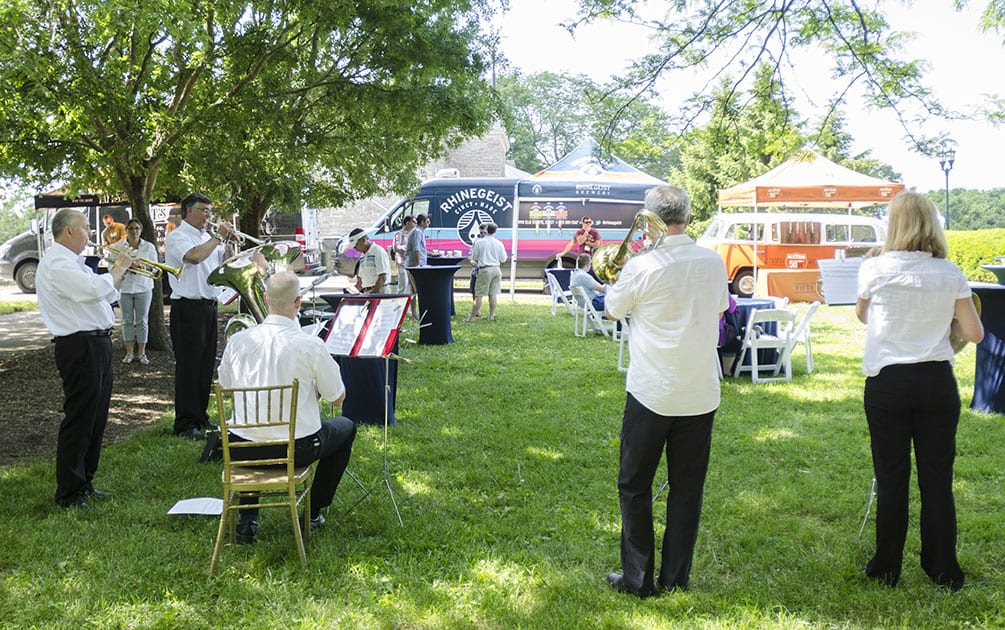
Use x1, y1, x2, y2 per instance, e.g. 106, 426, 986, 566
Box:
925, 188, 1005, 231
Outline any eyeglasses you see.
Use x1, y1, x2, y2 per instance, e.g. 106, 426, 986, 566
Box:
583, 220, 593, 225
127, 226, 141, 231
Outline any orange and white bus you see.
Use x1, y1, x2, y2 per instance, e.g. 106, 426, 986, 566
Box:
697, 212, 886, 297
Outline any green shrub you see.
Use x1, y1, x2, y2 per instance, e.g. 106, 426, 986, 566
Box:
947, 229, 1005, 282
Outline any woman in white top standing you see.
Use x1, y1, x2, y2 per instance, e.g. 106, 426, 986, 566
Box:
115, 218, 158, 364
856, 191, 983, 592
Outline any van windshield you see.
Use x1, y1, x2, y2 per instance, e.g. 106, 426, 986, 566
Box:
724, 222, 764, 241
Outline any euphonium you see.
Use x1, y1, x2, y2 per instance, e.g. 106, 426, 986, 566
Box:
88, 241, 182, 280
591, 210, 668, 284
950, 293, 982, 354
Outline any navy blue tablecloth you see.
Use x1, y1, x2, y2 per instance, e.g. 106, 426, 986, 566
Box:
407, 265, 461, 344
427, 256, 465, 267
318, 293, 402, 425
970, 283, 1005, 414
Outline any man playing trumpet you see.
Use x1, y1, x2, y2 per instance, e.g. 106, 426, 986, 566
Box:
164, 193, 236, 440
36, 209, 138, 509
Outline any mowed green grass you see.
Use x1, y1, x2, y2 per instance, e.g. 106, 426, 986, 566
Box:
0, 299, 1001, 628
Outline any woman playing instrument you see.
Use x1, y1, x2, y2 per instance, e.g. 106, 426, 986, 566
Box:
115, 219, 158, 364
855, 191, 983, 591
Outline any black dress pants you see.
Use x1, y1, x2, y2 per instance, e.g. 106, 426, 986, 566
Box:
618, 393, 715, 593
53, 335, 113, 505
864, 360, 965, 589
170, 299, 217, 433
233, 416, 357, 521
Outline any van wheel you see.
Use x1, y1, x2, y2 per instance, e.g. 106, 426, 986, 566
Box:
732, 269, 755, 298
15, 261, 37, 294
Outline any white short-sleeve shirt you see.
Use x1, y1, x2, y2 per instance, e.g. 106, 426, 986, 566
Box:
858, 250, 971, 376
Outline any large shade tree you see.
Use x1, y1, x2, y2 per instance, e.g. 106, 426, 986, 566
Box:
494, 71, 673, 176
0, 0, 495, 348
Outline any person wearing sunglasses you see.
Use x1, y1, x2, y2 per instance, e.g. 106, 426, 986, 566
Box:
558, 216, 602, 259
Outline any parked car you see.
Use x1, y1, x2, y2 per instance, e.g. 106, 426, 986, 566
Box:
0, 230, 39, 293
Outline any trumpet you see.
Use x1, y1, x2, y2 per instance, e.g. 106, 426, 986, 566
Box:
88, 241, 183, 280
207, 220, 265, 247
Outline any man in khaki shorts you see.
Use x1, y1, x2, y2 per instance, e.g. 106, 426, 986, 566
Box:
464, 223, 507, 322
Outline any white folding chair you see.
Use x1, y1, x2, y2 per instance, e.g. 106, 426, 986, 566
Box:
617, 318, 630, 372
734, 308, 797, 383
546, 270, 575, 316
787, 301, 821, 374
571, 286, 616, 338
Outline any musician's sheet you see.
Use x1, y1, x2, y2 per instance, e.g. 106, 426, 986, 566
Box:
323, 295, 410, 357
818, 257, 863, 306
324, 302, 369, 356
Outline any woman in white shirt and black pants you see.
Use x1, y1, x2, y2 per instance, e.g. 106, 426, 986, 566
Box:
856, 191, 983, 592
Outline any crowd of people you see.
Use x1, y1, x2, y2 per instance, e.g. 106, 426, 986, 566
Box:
33, 185, 983, 596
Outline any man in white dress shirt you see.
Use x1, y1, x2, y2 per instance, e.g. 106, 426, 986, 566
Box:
464, 222, 507, 322
164, 193, 235, 440
37, 209, 136, 509
604, 186, 729, 597
218, 271, 357, 543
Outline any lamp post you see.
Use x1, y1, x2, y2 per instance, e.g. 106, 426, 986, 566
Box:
939, 144, 956, 229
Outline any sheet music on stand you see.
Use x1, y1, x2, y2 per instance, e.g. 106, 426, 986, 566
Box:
321, 293, 412, 526
323, 295, 411, 357
817, 257, 863, 306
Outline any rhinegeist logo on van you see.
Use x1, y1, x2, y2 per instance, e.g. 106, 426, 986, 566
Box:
439, 187, 514, 215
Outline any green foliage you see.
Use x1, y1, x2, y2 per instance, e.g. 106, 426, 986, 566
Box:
1, 301, 1002, 627
574, 1, 952, 151
947, 228, 1005, 281
0, 182, 32, 243
0, 0, 495, 232
925, 188, 1005, 231
494, 71, 673, 176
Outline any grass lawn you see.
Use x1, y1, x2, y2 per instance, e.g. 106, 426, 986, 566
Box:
1, 299, 1002, 628
0, 299, 37, 315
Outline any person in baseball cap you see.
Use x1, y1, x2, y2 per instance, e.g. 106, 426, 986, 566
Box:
347, 228, 390, 293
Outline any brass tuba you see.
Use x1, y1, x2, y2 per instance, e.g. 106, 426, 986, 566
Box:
591, 210, 668, 284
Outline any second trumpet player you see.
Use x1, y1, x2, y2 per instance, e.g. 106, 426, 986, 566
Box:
163, 193, 236, 440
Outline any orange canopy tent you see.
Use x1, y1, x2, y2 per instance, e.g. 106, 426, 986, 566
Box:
717, 149, 904, 209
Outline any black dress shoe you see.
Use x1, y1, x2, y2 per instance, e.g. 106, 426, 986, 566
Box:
606, 572, 654, 598
57, 495, 93, 510
176, 428, 204, 440
862, 561, 899, 587
83, 487, 112, 501
235, 520, 258, 545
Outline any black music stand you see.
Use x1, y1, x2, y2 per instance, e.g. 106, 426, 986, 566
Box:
323, 294, 412, 526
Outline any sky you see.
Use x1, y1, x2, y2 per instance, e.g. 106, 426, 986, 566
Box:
496, 1, 1005, 191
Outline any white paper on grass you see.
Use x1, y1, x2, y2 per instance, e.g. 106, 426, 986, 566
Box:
817, 256, 863, 306
167, 497, 224, 516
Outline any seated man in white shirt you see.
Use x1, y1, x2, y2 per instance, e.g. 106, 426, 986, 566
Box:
218, 271, 357, 544
570, 253, 607, 311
